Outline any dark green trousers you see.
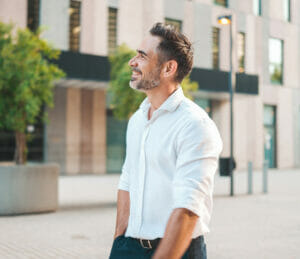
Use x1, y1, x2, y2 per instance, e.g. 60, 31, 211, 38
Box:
109, 235, 207, 259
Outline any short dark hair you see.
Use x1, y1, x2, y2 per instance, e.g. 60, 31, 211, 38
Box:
150, 23, 193, 83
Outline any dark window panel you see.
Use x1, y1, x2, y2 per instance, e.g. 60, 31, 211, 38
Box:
165, 18, 182, 32
108, 7, 118, 55
69, 0, 81, 52
27, 0, 40, 31
214, 0, 228, 7
212, 27, 220, 70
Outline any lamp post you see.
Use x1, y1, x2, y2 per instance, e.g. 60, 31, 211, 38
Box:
217, 15, 234, 196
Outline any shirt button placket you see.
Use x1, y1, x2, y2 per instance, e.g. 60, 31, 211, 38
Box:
136, 122, 150, 235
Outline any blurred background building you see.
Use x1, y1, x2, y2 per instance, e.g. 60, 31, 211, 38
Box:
0, 0, 299, 174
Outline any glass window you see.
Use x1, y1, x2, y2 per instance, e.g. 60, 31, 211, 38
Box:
69, 0, 81, 52
165, 18, 182, 32
27, 0, 40, 31
253, 0, 262, 16
283, 0, 291, 22
263, 105, 277, 168
106, 109, 127, 174
108, 8, 118, 55
237, 32, 246, 73
214, 0, 228, 7
212, 27, 220, 70
269, 38, 284, 84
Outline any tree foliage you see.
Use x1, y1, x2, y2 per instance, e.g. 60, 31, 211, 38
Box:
0, 22, 65, 164
108, 44, 198, 120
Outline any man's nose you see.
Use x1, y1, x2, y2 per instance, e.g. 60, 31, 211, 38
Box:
128, 56, 137, 67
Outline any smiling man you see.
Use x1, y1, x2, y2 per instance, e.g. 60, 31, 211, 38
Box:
109, 23, 223, 259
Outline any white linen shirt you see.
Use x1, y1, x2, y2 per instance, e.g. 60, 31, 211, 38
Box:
118, 87, 223, 239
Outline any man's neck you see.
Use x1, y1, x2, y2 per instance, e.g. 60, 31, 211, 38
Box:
146, 82, 179, 120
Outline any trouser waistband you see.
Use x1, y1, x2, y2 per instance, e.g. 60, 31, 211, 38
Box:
130, 235, 204, 250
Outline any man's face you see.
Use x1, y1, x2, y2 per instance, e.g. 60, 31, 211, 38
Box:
128, 35, 162, 91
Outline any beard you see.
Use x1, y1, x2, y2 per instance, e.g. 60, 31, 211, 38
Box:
129, 66, 161, 91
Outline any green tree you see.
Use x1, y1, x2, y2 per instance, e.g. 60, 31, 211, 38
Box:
108, 44, 198, 120
0, 22, 65, 164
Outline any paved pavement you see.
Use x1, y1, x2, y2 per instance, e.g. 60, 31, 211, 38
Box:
0, 168, 300, 259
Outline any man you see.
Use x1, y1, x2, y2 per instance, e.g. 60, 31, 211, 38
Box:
109, 23, 222, 259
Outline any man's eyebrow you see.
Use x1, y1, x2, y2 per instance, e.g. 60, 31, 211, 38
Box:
137, 49, 148, 57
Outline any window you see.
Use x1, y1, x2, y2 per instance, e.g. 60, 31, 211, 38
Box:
69, 0, 81, 52
165, 18, 182, 32
253, 0, 262, 16
269, 38, 284, 84
27, 0, 40, 31
237, 32, 246, 73
212, 27, 220, 70
263, 105, 277, 168
108, 8, 118, 55
283, 0, 291, 22
214, 0, 228, 7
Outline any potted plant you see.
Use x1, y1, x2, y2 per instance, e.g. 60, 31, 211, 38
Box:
0, 22, 65, 215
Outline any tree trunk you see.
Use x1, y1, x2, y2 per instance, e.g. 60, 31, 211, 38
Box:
15, 131, 27, 165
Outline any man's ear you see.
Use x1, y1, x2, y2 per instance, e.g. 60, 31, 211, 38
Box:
161, 60, 178, 79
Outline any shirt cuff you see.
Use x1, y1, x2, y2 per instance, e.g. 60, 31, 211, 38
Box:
118, 170, 129, 191
172, 186, 205, 217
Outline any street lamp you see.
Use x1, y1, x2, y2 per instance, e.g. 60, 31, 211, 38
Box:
217, 15, 235, 196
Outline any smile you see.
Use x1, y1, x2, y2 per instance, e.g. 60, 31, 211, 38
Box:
131, 70, 142, 80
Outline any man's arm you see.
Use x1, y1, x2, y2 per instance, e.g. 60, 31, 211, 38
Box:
114, 190, 130, 239
152, 208, 198, 259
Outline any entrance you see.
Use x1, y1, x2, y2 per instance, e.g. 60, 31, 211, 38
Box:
263, 105, 276, 168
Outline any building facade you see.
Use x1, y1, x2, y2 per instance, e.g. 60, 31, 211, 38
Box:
0, 0, 299, 173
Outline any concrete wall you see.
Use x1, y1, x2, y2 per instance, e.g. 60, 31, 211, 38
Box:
118, 0, 144, 49
0, 0, 27, 28
47, 88, 67, 172
193, 2, 212, 69
164, 0, 185, 21
40, 0, 69, 50
2, 0, 300, 171
48, 86, 106, 174
80, 0, 107, 55
66, 88, 81, 174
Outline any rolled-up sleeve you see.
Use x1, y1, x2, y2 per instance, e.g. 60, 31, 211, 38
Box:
118, 161, 130, 191
173, 118, 223, 216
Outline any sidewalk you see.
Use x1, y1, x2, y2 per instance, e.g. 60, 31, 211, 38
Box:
0, 168, 299, 258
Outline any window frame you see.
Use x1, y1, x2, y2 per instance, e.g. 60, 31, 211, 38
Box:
108, 7, 118, 55
269, 38, 284, 85
212, 27, 220, 70
253, 0, 262, 16
214, 0, 228, 8
283, 0, 291, 22
237, 32, 246, 73
27, 0, 40, 32
164, 18, 182, 32
69, 0, 81, 52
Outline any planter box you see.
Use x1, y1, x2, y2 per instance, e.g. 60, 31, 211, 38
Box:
0, 163, 59, 215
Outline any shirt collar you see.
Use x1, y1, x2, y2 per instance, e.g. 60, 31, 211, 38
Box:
139, 86, 185, 114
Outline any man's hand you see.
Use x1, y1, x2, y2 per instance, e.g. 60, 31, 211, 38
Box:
114, 190, 130, 239
152, 208, 199, 259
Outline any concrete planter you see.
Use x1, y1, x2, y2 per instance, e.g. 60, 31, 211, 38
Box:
0, 163, 59, 215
